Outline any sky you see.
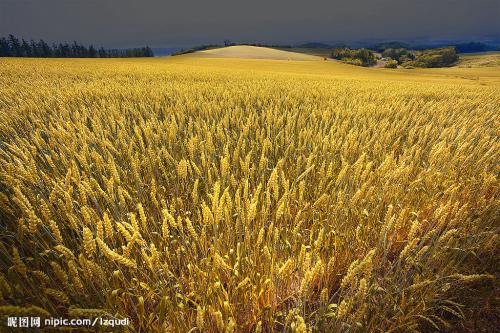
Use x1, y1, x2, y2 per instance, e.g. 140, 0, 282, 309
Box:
1, 0, 499, 48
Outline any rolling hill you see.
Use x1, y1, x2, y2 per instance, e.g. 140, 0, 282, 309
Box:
194, 45, 322, 60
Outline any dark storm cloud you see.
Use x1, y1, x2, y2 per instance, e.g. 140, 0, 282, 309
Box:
0, 0, 498, 47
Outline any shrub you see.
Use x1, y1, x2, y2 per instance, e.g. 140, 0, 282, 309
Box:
404, 47, 459, 68
342, 58, 364, 66
331, 48, 376, 66
382, 48, 415, 64
384, 59, 398, 68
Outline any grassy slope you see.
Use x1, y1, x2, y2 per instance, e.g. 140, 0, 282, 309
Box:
458, 52, 500, 68
194, 45, 321, 61
173, 53, 500, 85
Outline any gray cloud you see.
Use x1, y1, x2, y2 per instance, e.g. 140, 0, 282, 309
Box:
1, 0, 498, 47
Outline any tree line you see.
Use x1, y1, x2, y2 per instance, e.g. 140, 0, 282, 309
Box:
329, 46, 459, 68
381, 46, 458, 68
0, 34, 154, 58
331, 48, 376, 66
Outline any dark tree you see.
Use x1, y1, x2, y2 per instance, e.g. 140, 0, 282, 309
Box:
39, 40, 52, 57
30, 40, 40, 57
8, 34, 22, 56
89, 45, 97, 58
1, 34, 155, 58
21, 39, 32, 57
98, 47, 107, 58
71, 41, 80, 57
144, 46, 154, 57
72, 41, 89, 57
62, 43, 71, 57
0, 37, 11, 56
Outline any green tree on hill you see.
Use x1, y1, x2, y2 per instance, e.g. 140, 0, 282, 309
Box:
402, 47, 459, 68
331, 48, 376, 66
382, 48, 415, 64
384, 59, 398, 68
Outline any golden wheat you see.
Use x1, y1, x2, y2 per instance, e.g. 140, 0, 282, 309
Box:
0, 56, 498, 332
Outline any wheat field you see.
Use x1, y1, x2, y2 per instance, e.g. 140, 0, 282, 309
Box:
0, 56, 499, 332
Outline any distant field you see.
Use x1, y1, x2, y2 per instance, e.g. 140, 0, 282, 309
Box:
0, 56, 498, 332
275, 47, 500, 69
195, 45, 321, 60
458, 51, 500, 67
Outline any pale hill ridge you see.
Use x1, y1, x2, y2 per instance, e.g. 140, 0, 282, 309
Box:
195, 45, 321, 61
